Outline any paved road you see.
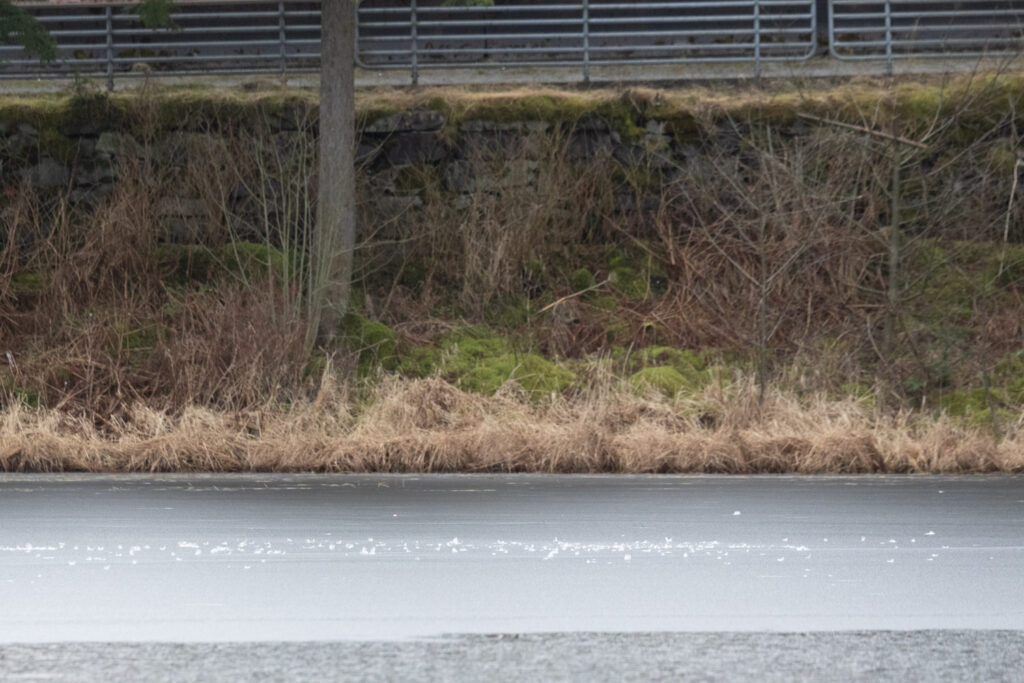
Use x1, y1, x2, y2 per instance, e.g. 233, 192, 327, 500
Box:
0, 474, 1023, 643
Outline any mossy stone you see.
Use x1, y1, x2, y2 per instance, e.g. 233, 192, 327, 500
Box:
217, 242, 287, 283
437, 326, 573, 396
341, 313, 400, 372
663, 111, 700, 142
63, 90, 126, 135
570, 268, 596, 292
608, 266, 646, 298
458, 352, 574, 396
643, 346, 708, 372
591, 296, 618, 311
38, 128, 76, 165
629, 346, 716, 393
441, 327, 511, 364
398, 346, 441, 378
393, 163, 439, 193
629, 366, 690, 397
606, 250, 649, 299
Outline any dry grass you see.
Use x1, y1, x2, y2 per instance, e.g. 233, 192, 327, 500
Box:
354, 70, 1024, 119
2, 375, 1021, 474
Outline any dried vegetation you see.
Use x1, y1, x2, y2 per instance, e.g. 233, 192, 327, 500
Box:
2, 74, 1024, 472
2, 375, 1020, 473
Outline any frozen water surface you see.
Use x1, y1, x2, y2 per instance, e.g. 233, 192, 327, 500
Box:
4, 632, 1024, 682
0, 474, 1022, 642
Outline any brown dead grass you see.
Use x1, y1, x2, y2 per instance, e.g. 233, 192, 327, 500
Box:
2, 375, 1021, 474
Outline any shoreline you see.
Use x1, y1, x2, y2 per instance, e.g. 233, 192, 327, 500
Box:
3, 378, 1021, 474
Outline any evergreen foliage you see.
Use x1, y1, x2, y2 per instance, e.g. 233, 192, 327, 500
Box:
0, 0, 56, 62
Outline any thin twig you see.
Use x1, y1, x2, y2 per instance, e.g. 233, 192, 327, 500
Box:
999, 157, 1022, 278
796, 112, 928, 150
538, 279, 611, 314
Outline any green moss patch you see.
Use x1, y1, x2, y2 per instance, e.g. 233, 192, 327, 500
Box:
341, 312, 400, 372
457, 352, 573, 395
570, 267, 596, 292
907, 240, 1024, 330
416, 327, 576, 396
629, 366, 690, 396
625, 346, 722, 396
936, 387, 1017, 431
994, 351, 1024, 404
219, 241, 286, 283
10, 272, 45, 294
589, 295, 618, 311
397, 346, 441, 378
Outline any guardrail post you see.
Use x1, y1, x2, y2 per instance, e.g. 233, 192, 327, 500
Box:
278, 0, 287, 82
410, 0, 419, 86
753, 0, 761, 79
582, 0, 590, 84
884, 0, 894, 75
105, 5, 114, 92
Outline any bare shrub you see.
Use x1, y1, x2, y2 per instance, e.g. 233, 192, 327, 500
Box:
648, 124, 879, 394
0, 125, 321, 416
353, 126, 615, 318
154, 285, 313, 409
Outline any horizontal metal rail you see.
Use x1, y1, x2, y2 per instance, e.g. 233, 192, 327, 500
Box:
357, 0, 818, 81
0, 0, 817, 85
0, 2, 321, 83
830, 0, 1024, 70
0, 1, 1022, 86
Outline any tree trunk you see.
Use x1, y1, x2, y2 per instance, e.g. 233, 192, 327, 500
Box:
314, 0, 356, 346
883, 142, 902, 361
757, 223, 768, 408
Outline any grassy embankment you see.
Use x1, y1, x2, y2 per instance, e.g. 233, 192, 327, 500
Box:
2, 75, 1024, 472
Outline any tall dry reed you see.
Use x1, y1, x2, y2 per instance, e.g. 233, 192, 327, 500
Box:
1, 375, 1021, 473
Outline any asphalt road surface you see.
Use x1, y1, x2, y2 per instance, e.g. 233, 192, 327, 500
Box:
1, 474, 1022, 680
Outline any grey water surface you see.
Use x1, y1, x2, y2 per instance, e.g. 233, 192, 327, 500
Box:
1, 474, 1023, 643
3, 632, 1024, 682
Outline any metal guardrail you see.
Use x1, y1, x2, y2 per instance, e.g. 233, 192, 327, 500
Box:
357, 1, 818, 81
0, 0, 818, 84
0, 2, 323, 84
830, 1, 1024, 71
1, 1, 1023, 86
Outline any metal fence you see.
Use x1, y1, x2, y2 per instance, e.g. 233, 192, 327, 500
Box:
357, 0, 818, 81
1, 1, 1024, 85
830, 1, 1024, 68
0, 2, 322, 83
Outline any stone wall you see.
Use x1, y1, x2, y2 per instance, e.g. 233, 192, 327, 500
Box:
3, 88, 1014, 252
0, 100, 705, 235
